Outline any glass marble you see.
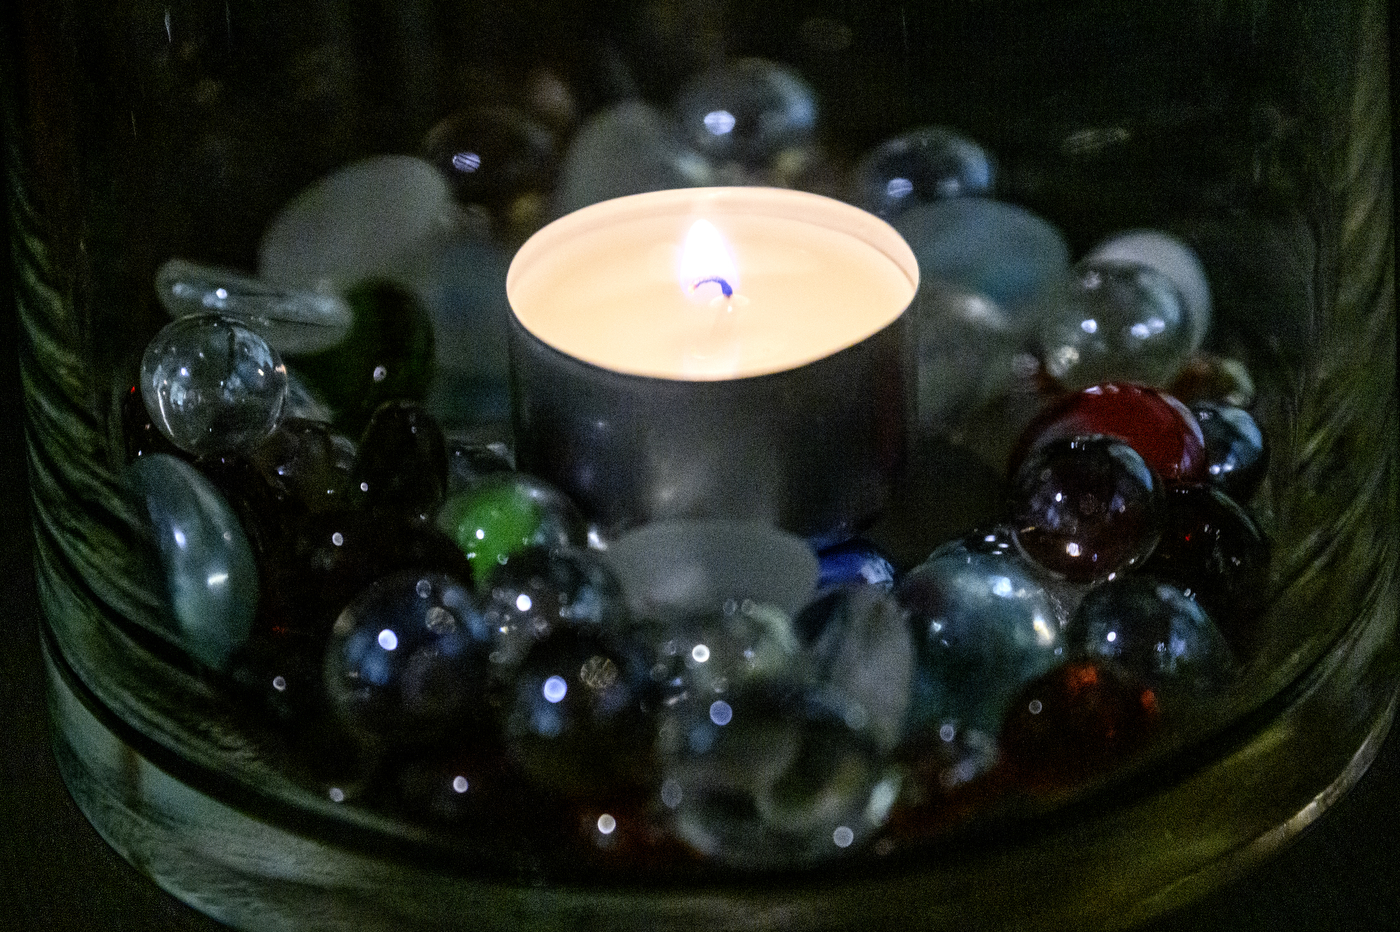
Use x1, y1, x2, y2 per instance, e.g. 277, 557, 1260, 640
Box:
552, 100, 713, 218
1035, 259, 1194, 392
140, 314, 289, 457
350, 401, 448, 514
1064, 576, 1237, 698
851, 126, 995, 219
125, 453, 259, 671
657, 679, 894, 869
421, 106, 558, 221
445, 438, 515, 496
794, 585, 914, 752
285, 278, 437, 436
1011, 436, 1165, 583
600, 518, 819, 621
258, 155, 460, 292
910, 282, 1025, 430
1170, 354, 1257, 409
435, 472, 587, 589
999, 659, 1162, 795
895, 535, 1066, 747
891, 197, 1070, 316
480, 544, 630, 673
640, 598, 801, 714
121, 382, 182, 462
1086, 230, 1212, 354
1139, 485, 1271, 656
1192, 402, 1269, 500
247, 417, 356, 516
323, 570, 494, 744
815, 539, 897, 594
672, 57, 818, 170
156, 258, 354, 356
498, 622, 655, 800
1014, 382, 1208, 485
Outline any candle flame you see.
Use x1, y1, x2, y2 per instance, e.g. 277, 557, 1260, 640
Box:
679, 219, 740, 301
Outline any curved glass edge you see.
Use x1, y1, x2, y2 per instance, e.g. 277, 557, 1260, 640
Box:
45, 558, 1400, 932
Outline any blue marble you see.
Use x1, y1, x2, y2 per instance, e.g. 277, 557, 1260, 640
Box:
672, 58, 818, 169
1035, 258, 1194, 391
892, 197, 1069, 316
140, 314, 288, 457
125, 453, 259, 670
323, 570, 493, 743
552, 101, 713, 217
1063, 576, 1236, 697
895, 533, 1065, 745
1193, 402, 1268, 500
851, 126, 994, 218
815, 539, 896, 594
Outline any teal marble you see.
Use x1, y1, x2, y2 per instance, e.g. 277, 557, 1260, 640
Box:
126, 453, 259, 670
895, 533, 1065, 746
1064, 576, 1236, 699
552, 101, 713, 217
892, 197, 1069, 317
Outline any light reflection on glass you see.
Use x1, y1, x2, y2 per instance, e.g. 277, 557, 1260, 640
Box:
703, 110, 736, 135
709, 700, 733, 726
377, 629, 399, 651
543, 675, 568, 703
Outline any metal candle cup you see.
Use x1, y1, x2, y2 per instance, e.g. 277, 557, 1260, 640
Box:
506, 187, 919, 543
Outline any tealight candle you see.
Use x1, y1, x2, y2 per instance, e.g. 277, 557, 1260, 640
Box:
506, 187, 919, 543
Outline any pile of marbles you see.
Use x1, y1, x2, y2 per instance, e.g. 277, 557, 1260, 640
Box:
121, 55, 1272, 874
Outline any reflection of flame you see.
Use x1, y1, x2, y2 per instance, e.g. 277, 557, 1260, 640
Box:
679, 219, 740, 301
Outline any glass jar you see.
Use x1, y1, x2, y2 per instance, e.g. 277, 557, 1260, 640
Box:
3, 0, 1394, 929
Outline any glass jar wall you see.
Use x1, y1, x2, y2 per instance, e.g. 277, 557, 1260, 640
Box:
3, 1, 1395, 929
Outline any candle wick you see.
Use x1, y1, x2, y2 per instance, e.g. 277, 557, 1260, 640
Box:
692, 276, 733, 298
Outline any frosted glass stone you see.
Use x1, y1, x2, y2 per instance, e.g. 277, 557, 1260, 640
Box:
851, 126, 994, 219
125, 453, 259, 670
1087, 230, 1211, 353
552, 101, 714, 217
140, 314, 288, 456
892, 198, 1070, 318
258, 155, 460, 293
155, 258, 353, 355
1035, 259, 1193, 391
600, 519, 819, 621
